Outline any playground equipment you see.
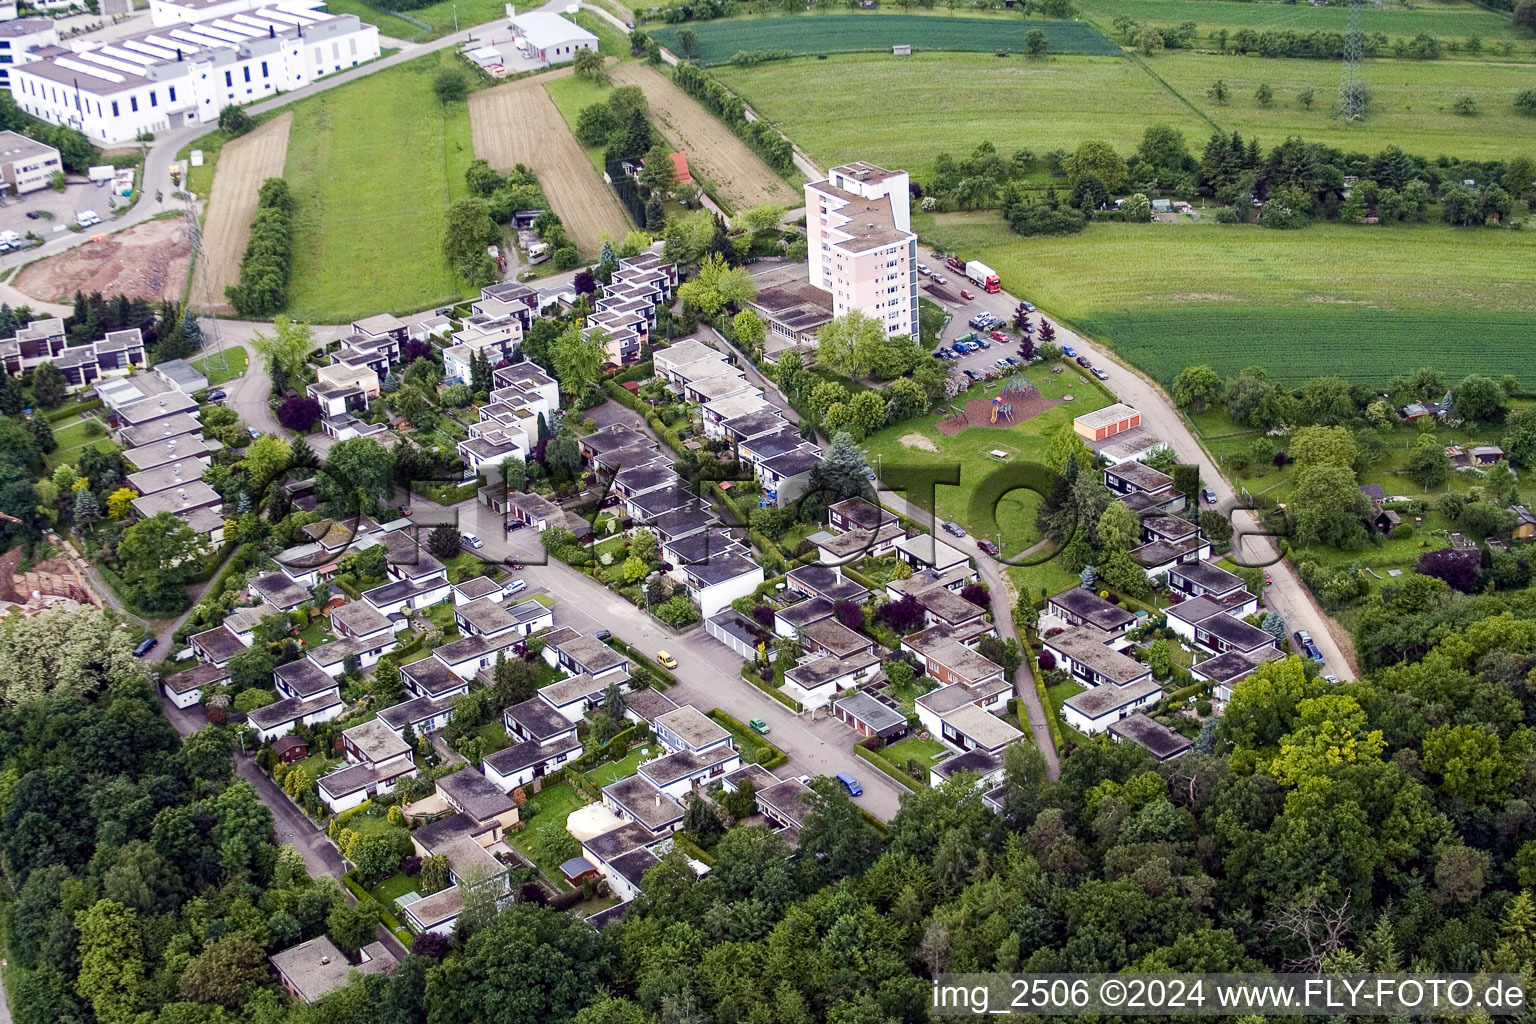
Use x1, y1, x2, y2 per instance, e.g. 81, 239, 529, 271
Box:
1002, 375, 1038, 401
990, 396, 1015, 423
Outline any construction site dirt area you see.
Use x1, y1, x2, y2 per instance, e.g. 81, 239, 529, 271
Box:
936, 391, 1061, 435
195, 112, 293, 314
14, 217, 192, 305
607, 64, 798, 212
469, 69, 632, 255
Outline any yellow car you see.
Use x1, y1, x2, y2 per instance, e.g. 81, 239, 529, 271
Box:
656, 651, 678, 670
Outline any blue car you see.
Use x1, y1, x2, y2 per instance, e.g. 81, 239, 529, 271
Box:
836, 772, 863, 797
974, 337, 990, 349
133, 637, 157, 657
1062, 345, 1077, 357
1307, 645, 1325, 664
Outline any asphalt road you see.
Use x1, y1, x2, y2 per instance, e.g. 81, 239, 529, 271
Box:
929, 277, 1358, 679
445, 495, 909, 821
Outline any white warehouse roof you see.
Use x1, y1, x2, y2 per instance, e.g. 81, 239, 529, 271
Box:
510, 10, 596, 49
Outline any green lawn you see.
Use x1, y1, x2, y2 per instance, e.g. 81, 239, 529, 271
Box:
1044, 676, 1090, 746
323, 0, 430, 40
45, 417, 116, 472
508, 782, 586, 888
371, 872, 421, 907
574, 9, 630, 57
282, 49, 478, 322
716, 53, 1208, 177
1150, 50, 1536, 161
651, 14, 1117, 65
584, 743, 658, 787
882, 735, 949, 765
192, 345, 249, 387
544, 74, 617, 174
1078, 0, 1521, 46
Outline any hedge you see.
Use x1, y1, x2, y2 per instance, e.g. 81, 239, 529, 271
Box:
672, 62, 794, 173
611, 359, 655, 386
707, 708, 787, 770
227, 177, 294, 317
45, 396, 103, 422
740, 663, 800, 712
603, 635, 676, 689
852, 742, 925, 793
342, 872, 414, 948
1029, 650, 1068, 756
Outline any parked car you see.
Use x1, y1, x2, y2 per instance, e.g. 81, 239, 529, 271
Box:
963, 369, 981, 382
656, 651, 678, 669
461, 532, 483, 549
931, 250, 945, 259
1075, 355, 1091, 367
133, 637, 158, 657
977, 538, 999, 556
1294, 629, 1313, 648
960, 289, 974, 300
991, 331, 1009, 343
931, 274, 947, 285
503, 579, 527, 595
246, 427, 260, 439
505, 519, 526, 531
1307, 645, 1326, 664
942, 521, 966, 537
995, 358, 1010, 369
1201, 487, 1218, 505
1092, 368, 1109, 381
503, 558, 524, 569
973, 337, 990, 349
749, 717, 771, 735
25, 210, 40, 220
1061, 345, 1077, 357
916, 263, 930, 275
1004, 356, 1021, 367
1323, 674, 1340, 683
1021, 301, 1036, 312
836, 772, 863, 797
593, 629, 612, 640
205, 388, 226, 402
75, 210, 100, 227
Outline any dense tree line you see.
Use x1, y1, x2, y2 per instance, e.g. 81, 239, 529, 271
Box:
673, 62, 794, 173
227, 178, 295, 317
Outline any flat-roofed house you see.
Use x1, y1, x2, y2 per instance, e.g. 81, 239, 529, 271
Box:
248, 692, 345, 744
1043, 626, 1153, 690
1046, 588, 1136, 638
782, 650, 882, 711
654, 705, 731, 756
318, 719, 417, 813
915, 679, 1014, 754
1108, 713, 1192, 761
1063, 678, 1164, 736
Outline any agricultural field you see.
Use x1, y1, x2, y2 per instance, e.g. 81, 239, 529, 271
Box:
1152, 51, 1536, 159
650, 13, 1118, 64
282, 50, 476, 323
715, 53, 1209, 176
913, 211, 1536, 380
1078, 0, 1521, 46
470, 69, 633, 254
607, 64, 800, 212
196, 112, 293, 314
543, 74, 615, 173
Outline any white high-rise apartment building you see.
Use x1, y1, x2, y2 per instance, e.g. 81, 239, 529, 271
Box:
804, 160, 918, 339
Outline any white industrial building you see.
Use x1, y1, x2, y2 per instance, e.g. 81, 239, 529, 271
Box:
0, 19, 60, 91
0, 130, 59, 193
9, 5, 380, 144
505, 9, 596, 66
148, 0, 322, 27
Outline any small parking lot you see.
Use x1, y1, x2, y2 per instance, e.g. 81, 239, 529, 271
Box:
0, 176, 124, 241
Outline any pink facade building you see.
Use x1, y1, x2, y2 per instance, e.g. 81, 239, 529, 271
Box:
804, 161, 918, 340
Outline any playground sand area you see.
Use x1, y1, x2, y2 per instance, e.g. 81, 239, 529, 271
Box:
937, 386, 1060, 436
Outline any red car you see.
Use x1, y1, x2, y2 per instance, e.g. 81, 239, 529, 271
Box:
991, 331, 1009, 343
977, 538, 999, 556
960, 289, 975, 301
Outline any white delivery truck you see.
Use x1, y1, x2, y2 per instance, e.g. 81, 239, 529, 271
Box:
964, 260, 1001, 294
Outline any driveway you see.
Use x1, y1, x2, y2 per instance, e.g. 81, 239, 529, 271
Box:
446, 496, 909, 821
937, 283, 1357, 679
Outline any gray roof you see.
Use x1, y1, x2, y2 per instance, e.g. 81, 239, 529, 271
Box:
332, 601, 393, 637
1049, 587, 1137, 632
483, 735, 581, 776
125, 456, 208, 496
437, 767, 518, 821
1044, 626, 1151, 685
756, 777, 814, 826
403, 656, 470, 698
342, 718, 411, 764
538, 672, 604, 708
190, 625, 245, 664
377, 693, 457, 732
798, 618, 874, 659
609, 846, 661, 888
153, 358, 209, 392
681, 547, 762, 588
164, 661, 229, 694
505, 696, 575, 742
785, 564, 869, 603
250, 572, 312, 610
1107, 713, 1192, 760
623, 687, 679, 723
1105, 461, 1172, 492
457, 597, 518, 635
931, 747, 1002, 781
1192, 646, 1283, 683
1195, 611, 1275, 652
602, 775, 685, 831
122, 433, 211, 471
248, 691, 343, 730
454, 576, 502, 601
1167, 559, 1246, 594
834, 691, 906, 732
275, 658, 341, 699
785, 651, 882, 692
638, 745, 737, 787
584, 820, 661, 861
554, 634, 628, 675
434, 629, 523, 667
318, 758, 416, 799
1063, 677, 1164, 720
655, 705, 729, 750
270, 937, 397, 1005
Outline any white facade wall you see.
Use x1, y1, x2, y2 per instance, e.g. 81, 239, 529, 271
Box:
252, 700, 343, 743
1062, 687, 1161, 736
11, 13, 379, 145
164, 683, 203, 708
694, 568, 764, 620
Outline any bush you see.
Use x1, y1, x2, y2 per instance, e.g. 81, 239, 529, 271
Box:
218, 105, 254, 136
226, 178, 293, 316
